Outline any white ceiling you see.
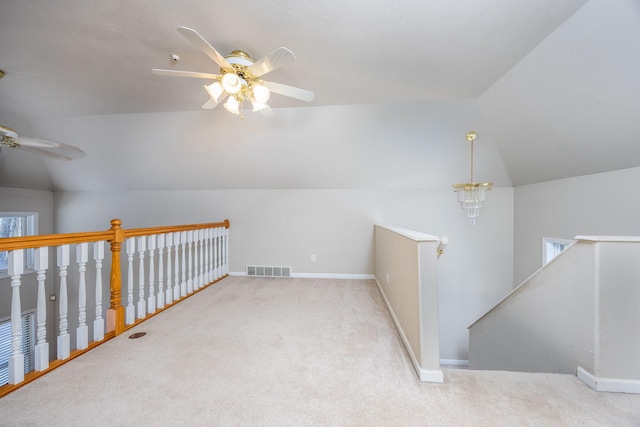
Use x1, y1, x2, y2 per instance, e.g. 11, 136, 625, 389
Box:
1, 0, 639, 187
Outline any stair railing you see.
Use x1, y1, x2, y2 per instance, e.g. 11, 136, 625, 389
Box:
0, 218, 230, 396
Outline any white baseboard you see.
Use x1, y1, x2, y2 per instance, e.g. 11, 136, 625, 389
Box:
374, 278, 443, 383
440, 359, 469, 367
291, 273, 375, 280
229, 271, 375, 280
577, 366, 640, 394
419, 369, 445, 382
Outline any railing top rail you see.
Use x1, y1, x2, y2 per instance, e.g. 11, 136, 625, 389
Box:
124, 219, 230, 238
0, 230, 114, 251
0, 219, 231, 251
375, 224, 440, 242
575, 235, 640, 242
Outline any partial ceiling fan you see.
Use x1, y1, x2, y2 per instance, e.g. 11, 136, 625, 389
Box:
0, 126, 86, 161
152, 26, 314, 118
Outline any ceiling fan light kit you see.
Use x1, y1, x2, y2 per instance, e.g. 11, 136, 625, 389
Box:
151, 27, 314, 118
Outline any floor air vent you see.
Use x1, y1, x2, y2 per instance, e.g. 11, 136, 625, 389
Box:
246, 266, 292, 278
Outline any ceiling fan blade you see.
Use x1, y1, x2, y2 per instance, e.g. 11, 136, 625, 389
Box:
201, 93, 227, 110
151, 69, 220, 80
263, 81, 315, 102
177, 26, 233, 70
17, 143, 86, 161
248, 47, 296, 77
16, 136, 61, 148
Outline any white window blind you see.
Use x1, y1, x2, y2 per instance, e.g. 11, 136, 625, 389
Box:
0, 311, 35, 385
543, 237, 575, 265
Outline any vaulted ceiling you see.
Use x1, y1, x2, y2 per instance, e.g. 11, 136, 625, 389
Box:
1, 0, 639, 188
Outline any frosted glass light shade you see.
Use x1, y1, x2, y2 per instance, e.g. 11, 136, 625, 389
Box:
252, 84, 270, 104
204, 82, 224, 102
221, 73, 242, 94
252, 101, 268, 112
224, 96, 240, 114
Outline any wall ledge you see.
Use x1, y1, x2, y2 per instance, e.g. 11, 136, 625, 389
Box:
375, 224, 440, 242
575, 235, 640, 242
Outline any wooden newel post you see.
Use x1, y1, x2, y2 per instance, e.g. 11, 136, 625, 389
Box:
107, 219, 125, 335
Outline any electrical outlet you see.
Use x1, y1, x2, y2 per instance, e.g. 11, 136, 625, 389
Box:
310, 254, 316, 262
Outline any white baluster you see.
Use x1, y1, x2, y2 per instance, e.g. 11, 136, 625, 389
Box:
180, 231, 187, 297
165, 233, 173, 305
194, 229, 200, 288
173, 231, 181, 301
147, 235, 156, 314
187, 230, 194, 293
8, 250, 25, 384
125, 238, 136, 325
93, 241, 105, 342
34, 247, 49, 371
198, 229, 205, 287
204, 229, 211, 284
137, 236, 146, 319
157, 234, 165, 309
57, 245, 71, 360
213, 228, 219, 280
224, 226, 229, 275
76, 242, 89, 350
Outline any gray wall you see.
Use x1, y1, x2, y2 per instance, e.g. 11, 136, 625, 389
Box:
513, 166, 640, 286
52, 187, 514, 361
469, 242, 596, 374
4, 99, 515, 362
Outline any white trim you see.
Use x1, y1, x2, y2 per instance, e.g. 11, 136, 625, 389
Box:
374, 278, 443, 383
577, 366, 640, 394
375, 225, 440, 242
229, 271, 375, 280
291, 273, 375, 280
575, 235, 640, 242
419, 369, 444, 382
440, 359, 469, 367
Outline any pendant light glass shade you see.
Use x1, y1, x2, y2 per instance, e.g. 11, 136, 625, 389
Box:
252, 84, 270, 104
204, 82, 224, 103
224, 96, 240, 115
221, 73, 242, 94
452, 131, 493, 225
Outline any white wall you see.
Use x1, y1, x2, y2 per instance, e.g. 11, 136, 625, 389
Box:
514, 166, 640, 285
52, 187, 513, 361
29, 101, 512, 192
14, 100, 516, 362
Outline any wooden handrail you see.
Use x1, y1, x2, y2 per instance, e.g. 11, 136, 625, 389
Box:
1, 218, 231, 336
0, 218, 231, 397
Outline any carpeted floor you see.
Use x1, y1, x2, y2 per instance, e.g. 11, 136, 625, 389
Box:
1, 276, 639, 426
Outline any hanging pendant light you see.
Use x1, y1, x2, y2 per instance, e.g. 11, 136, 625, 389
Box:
452, 131, 493, 225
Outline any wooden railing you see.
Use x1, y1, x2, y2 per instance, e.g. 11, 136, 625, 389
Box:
0, 219, 230, 397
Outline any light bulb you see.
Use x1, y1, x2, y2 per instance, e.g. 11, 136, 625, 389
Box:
204, 81, 224, 102
252, 84, 270, 104
221, 73, 242, 94
224, 96, 240, 115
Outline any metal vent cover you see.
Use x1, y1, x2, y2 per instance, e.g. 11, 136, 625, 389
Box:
246, 265, 291, 277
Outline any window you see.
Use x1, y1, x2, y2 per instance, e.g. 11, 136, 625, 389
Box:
0, 311, 35, 385
0, 212, 37, 272
543, 237, 574, 265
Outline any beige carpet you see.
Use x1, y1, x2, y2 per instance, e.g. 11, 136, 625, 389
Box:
1, 276, 639, 426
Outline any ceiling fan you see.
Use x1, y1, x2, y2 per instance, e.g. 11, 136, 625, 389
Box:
0, 125, 86, 161
152, 26, 314, 118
